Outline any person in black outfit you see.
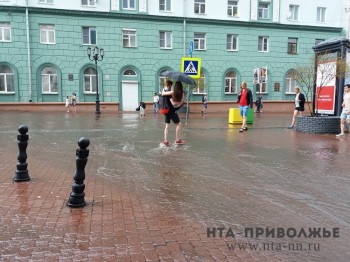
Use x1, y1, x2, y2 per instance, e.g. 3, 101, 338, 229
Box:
288, 87, 305, 129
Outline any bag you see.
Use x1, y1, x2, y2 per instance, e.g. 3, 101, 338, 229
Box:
202, 96, 205, 103
158, 96, 169, 114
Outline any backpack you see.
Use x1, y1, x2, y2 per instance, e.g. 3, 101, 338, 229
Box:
158, 96, 169, 114
202, 96, 205, 103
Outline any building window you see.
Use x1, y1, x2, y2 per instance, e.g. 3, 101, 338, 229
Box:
258, 36, 268, 52
285, 70, 296, 93
194, 0, 205, 14
227, 34, 238, 51
81, 0, 95, 6
160, 31, 172, 49
274, 82, 280, 92
256, 83, 267, 93
39, 0, 54, 3
159, 0, 171, 11
41, 67, 58, 94
258, 2, 269, 19
288, 5, 299, 20
194, 33, 206, 50
287, 38, 298, 54
123, 69, 136, 75
317, 7, 326, 22
0, 64, 14, 93
84, 67, 97, 93
40, 25, 55, 44
159, 70, 168, 93
0, 23, 11, 42
193, 71, 206, 94
225, 71, 237, 94
122, 0, 136, 10
123, 29, 137, 47
227, 0, 238, 16
82, 27, 96, 45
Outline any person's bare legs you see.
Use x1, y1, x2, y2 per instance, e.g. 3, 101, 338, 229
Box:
241, 116, 247, 129
164, 123, 170, 142
175, 122, 181, 141
290, 110, 298, 127
340, 118, 346, 135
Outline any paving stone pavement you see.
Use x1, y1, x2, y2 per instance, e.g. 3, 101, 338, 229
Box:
0, 111, 349, 262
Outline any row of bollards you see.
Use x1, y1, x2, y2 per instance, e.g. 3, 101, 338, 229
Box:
13, 125, 90, 208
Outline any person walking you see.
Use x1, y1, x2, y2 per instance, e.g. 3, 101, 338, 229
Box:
201, 93, 207, 115
288, 87, 305, 129
153, 92, 159, 113
65, 96, 70, 112
71, 92, 77, 112
336, 84, 350, 137
237, 81, 253, 132
161, 81, 186, 146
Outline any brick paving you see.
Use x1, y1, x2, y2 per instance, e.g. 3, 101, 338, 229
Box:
0, 111, 349, 261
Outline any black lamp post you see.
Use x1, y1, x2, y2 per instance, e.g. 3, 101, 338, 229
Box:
87, 46, 104, 114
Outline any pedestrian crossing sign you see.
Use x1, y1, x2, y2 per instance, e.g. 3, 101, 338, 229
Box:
181, 57, 201, 78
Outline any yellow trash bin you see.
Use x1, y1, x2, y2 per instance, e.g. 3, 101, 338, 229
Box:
228, 108, 254, 124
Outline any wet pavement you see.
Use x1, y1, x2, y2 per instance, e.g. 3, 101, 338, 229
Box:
0, 111, 349, 262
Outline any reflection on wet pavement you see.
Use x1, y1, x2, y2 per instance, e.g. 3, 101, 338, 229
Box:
0, 111, 349, 261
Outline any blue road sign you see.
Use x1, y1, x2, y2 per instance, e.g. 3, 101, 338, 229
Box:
189, 41, 194, 56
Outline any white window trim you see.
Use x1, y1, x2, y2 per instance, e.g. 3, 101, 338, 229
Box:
257, 83, 268, 94
258, 3, 270, 19
194, 33, 206, 51
0, 72, 14, 93
84, 74, 97, 93
227, 0, 238, 17
227, 34, 238, 51
225, 77, 237, 94
41, 73, 57, 93
159, 0, 172, 12
160, 31, 172, 49
122, 29, 137, 48
38, 0, 54, 4
258, 36, 268, 52
288, 5, 299, 21
0, 23, 11, 42
81, 0, 96, 7
194, 0, 206, 14
82, 27, 97, 45
122, 0, 136, 10
40, 25, 56, 45
317, 7, 326, 23
285, 77, 296, 94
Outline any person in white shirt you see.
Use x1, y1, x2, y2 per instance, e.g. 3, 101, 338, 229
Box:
153, 93, 159, 113
336, 84, 350, 137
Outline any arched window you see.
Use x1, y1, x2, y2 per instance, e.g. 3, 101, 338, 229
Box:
0, 64, 14, 93
123, 69, 136, 76
285, 70, 296, 93
225, 71, 237, 94
41, 67, 57, 93
193, 71, 206, 94
84, 67, 97, 93
158, 70, 168, 92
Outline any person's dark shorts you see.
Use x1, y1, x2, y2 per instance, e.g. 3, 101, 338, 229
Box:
165, 110, 180, 124
295, 107, 304, 111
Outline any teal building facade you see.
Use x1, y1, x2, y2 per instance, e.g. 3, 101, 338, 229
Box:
0, 6, 344, 110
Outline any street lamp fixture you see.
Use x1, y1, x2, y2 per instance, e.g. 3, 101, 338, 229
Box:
87, 46, 104, 114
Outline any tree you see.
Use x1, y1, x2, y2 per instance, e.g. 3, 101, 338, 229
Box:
291, 52, 349, 116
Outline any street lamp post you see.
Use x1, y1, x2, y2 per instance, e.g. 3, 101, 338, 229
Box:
87, 46, 104, 114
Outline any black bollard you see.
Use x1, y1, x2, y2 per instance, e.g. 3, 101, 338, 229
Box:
14, 125, 30, 182
67, 137, 90, 207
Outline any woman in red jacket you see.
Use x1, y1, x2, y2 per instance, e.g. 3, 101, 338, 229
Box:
237, 81, 253, 132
